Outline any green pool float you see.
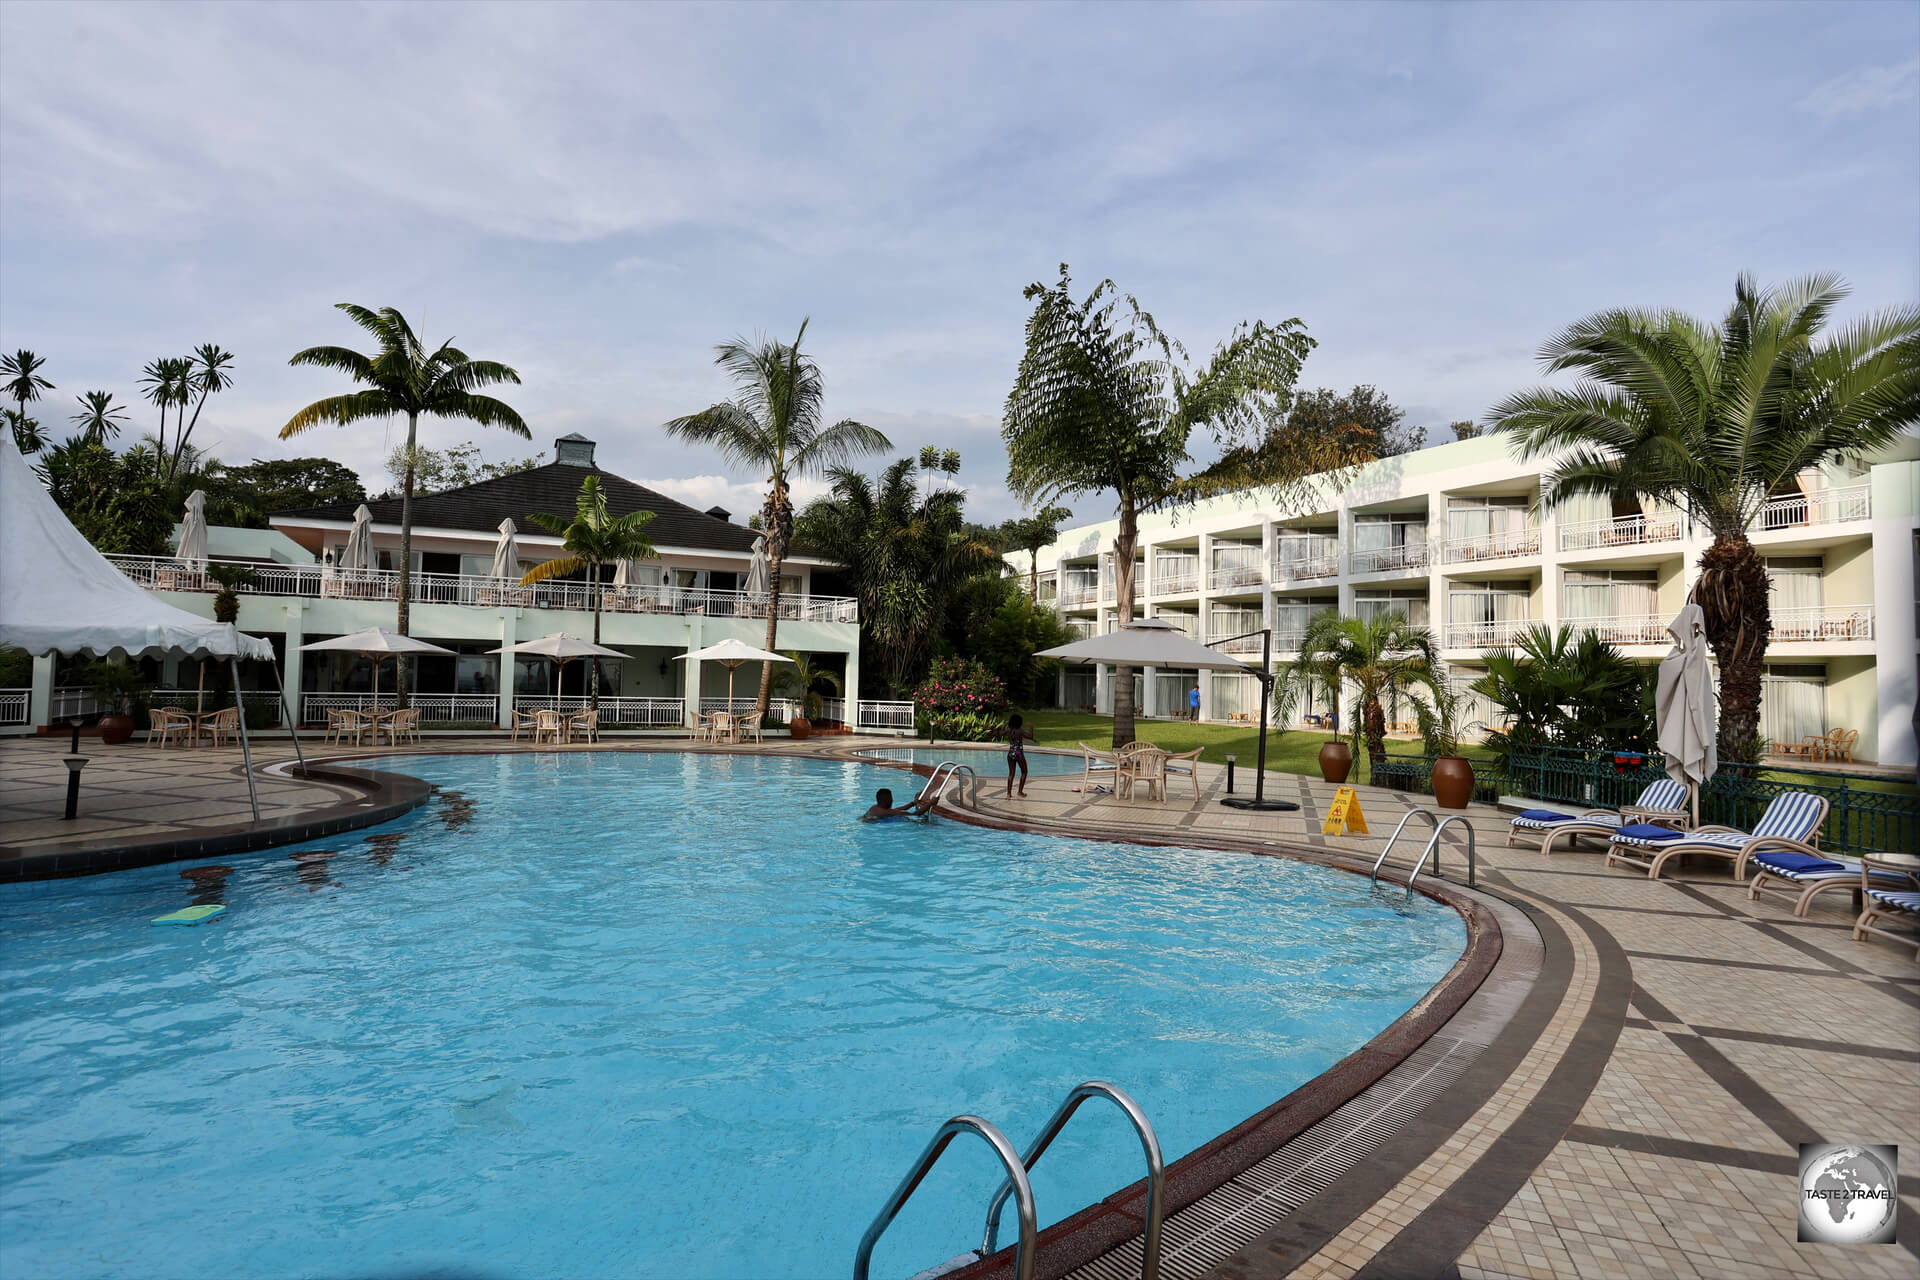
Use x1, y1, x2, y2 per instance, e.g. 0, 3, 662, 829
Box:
151, 904, 226, 927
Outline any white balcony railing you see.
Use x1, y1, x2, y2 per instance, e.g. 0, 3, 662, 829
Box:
1770, 604, 1875, 642
107, 555, 859, 624
1058, 582, 1100, 608
1566, 614, 1670, 646
1759, 484, 1871, 532
857, 700, 916, 731
1348, 541, 1431, 574
1204, 630, 1266, 656
514, 696, 688, 726
1151, 569, 1200, 595
0, 689, 30, 724
1441, 527, 1542, 565
1207, 564, 1266, 592
147, 689, 286, 726
1558, 511, 1685, 553
50, 686, 99, 719
1445, 617, 1534, 649
1272, 551, 1340, 582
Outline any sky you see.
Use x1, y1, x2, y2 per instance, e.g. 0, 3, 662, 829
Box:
2, 0, 1916, 526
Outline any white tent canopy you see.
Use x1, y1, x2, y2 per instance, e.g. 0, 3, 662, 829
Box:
0, 431, 273, 662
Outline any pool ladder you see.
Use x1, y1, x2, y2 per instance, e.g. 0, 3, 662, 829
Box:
1369, 806, 1477, 888
853, 1081, 1166, 1280
916, 761, 980, 812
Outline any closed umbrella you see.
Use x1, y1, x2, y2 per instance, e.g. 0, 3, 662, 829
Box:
177, 490, 209, 570
676, 637, 794, 708
744, 536, 770, 598
341, 504, 376, 572
301, 627, 455, 705
1656, 603, 1717, 825
488, 518, 520, 580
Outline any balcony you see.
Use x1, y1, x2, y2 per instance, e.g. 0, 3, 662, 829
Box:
1203, 630, 1266, 656
1272, 545, 1340, 582
1445, 617, 1534, 649
1759, 484, 1870, 532
1207, 564, 1266, 592
1441, 527, 1542, 565
1058, 581, 1100, 608
108, 555, 859, 624
1348, 541, 1431, 575
1770, 604, 1874, 643
1559, 511, 1684, 553
1064, 619, 1098, 640
1566, 613, 1670, 646
1151, 568, 1200, 595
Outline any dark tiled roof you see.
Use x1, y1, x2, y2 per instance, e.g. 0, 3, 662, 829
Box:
273, 462, 760, 554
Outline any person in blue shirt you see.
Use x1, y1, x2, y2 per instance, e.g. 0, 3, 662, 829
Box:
1187, 685, 1201, 721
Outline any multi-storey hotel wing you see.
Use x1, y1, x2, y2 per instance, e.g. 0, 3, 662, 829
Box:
1027, 434, 1920, 768
10, 435, 912, 734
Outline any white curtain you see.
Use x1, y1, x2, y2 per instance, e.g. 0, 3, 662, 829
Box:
1564, 571, 1656, 619
1208, 606, 1261, 637
1448, 497, 1529, 542
1762, 671, 1826, 746
1210, 673, 1261, 719
1272, 601, 1316, 634
1766, 562, 1823, 611
1449, 587, 1528, 626
1156, 672, 1198, 712
1354, 517, 1425, 552
1276, 534, 1335, 565
1212, 542, 1259, 572
1356, 594, 1429, 627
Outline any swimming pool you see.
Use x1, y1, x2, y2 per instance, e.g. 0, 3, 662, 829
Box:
853, 745, 1089, 777
0, 752, 1465, 1280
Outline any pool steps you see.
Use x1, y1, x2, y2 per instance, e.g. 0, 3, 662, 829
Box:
856, 1081, 1167, 1280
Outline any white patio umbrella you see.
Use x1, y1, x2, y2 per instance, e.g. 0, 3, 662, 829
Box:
744, 535, 770, 598
676, 637, 794, 706
340, 504, 376, 571
488, 518, 520, 579
486, 632, 628, 699
301, 627, 455, 705
1656, 602, 1718, 825
177, 490, 209, 569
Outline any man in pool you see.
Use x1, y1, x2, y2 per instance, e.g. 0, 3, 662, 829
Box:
860, 787, 934, 822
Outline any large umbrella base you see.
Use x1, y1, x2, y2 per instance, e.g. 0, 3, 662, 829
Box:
1219, 797, 1301, 812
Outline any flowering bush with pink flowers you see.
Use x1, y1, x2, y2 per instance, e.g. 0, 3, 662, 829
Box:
913, 658, 1009, 739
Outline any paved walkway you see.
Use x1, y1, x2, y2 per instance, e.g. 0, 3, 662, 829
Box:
2, 735, 1915, 1278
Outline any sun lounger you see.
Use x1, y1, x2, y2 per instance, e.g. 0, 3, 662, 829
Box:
1747, 848, 1919, 917
1605, 791, 1828, 881
1851, 856, 1920, 958
1508, 778, 1691, 854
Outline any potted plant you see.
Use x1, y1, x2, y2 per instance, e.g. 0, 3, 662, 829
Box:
86, 660, 150, 745
207, 563, 259, 624
1276, 609, 1437, 787
779, 652, 842, 740
1416, 673, 1475, 809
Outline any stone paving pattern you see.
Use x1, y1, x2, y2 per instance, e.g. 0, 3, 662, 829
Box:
2, 733, 1915, 1278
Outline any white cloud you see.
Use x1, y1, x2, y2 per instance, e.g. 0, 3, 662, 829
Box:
637, 474, 831, 520
1799, 58, 1920, 118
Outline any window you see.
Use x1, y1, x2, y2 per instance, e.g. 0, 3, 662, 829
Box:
1765, 557, 1824, 611
1563, 569, 1657, 619
1762, 664, 1826, 746
1355, 592, 1430, 628
1446, 495, 1530, 542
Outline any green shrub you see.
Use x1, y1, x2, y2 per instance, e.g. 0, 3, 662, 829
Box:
918, 709, 1005, 741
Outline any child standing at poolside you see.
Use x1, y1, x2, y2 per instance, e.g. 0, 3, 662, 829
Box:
1005, 713, 1036, 798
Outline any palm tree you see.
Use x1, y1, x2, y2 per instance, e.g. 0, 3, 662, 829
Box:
665, 320, 891, 717
169, 343, 236, 482
1468, 625, 1652, 768
138, 356, 192, 477
1276, 609, 1438, 773
2, 350, 53, 447
71, 390, 130, 444
778, 651, 844, 721
281, 304, 527, 700
1489, 273, 1919, 758
998, 504, 1073, 600
520, 475, 658, 709
1004, 265, 1361, 747
796, 457, 998, 691
4, 408, 44, 455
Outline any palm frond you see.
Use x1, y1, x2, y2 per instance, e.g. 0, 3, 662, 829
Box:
519, 556, 584, 586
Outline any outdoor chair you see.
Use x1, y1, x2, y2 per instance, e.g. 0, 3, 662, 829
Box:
202, 706, 240, 748
382, 707, 421, 746
1605, 790, 1828, 882
533, 709, 567, 745
1116, 742, 1165, 804
1508, 778, 1692, 854
735, 713, 763, 744
323, 708, 361, 747
1825, 728, 1858, 764
1077, 742, 1120, 795
1747, 845, 1919, 918
1162, 747, 1204, 800
710, 711, 738, 744
511, 708, 540, 744
146, 707, 189, 748
569, 706, 598, 744
1851, 855, 1920, 960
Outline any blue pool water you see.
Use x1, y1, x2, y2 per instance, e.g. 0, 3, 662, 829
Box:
0, 753, 1464, 1280
853, 745, 1089, 776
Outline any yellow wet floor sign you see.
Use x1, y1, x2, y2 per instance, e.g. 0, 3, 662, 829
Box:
1322, 786, 1369, 835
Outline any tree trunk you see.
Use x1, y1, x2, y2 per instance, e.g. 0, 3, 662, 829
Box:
1694, 533, 1771, 761
1111, 499, 1139, 748
395, 411, 417, 706
756, 479, 791, 721
1363, 697, 1387, 772
590, 566, 602, 711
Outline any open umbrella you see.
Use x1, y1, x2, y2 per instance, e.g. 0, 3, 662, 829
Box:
341, 504, 375, 571
177, 490, 209, 570
301, 627, 455, 705
488, 518, 520, 580
1656, 603, 1717, 825
486, 632, 628, 701
676, 637, 794, 708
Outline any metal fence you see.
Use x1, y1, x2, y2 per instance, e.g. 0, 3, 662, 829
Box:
514, 696, 686, 727
0, 689, 28, 725
1501, 744, 1916, 856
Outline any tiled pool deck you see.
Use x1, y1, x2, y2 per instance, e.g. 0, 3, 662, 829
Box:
2, 735, 1915, 1279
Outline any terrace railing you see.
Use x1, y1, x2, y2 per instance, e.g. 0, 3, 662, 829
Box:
1770, 604, 1874, 643
106, 555, 859, 624
1348, 541, 1431, 575
1501, 744, 1916, 857
1058, 581, 1100, 608
1206, 564, 1266, 592
1444, 617, 1532, 650
1565, 613, 1670, 646
1759, 483, 1871, 531
1558, 510, 1685, 553
1203, 630, 1266, 656
1441, 526, 1541, 565
513, 696, 686, 727
1272, 549, 1340, 582
1151, 568, 1200, 596
50, 686, 99, 720
0, 689, 30, 724
857, 700, 916, 731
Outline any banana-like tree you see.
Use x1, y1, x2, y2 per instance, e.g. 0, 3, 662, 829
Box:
3, 349, 53, 452
1490, 274, 1918, 758
281, 304, 527, 701
1275, 609, 1439, 774
520, 476, 658, 710
1004, 265, 1365, 748
665, 320, 890, 718
71, 390, 130, 445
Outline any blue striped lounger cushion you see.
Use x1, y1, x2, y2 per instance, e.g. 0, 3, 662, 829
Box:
1636, 779, 1689, 810
1750, 852, 1847, 878
1864, 889, 1920, 913
1613, 823, 1693, 845
1752, 792, 1826, 842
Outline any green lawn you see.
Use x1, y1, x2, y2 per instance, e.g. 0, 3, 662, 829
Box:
1021, 710, 1494, 786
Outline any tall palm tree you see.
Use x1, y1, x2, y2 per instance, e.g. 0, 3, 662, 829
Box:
138, 356, 193, 478
796, 456, 998, 691
70, 390, 130, 444
1276, 609, 1438, 773
520, 476, 659, 709
282, 304, 527, 700
999, 503, 1073, 600
665, 320, 891, 717
3, 350, 53, 453
169, 343, 236, 482
1490, 273, 1919, 757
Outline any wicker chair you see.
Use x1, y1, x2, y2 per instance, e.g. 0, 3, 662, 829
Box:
202, 706, 240, 748
511, 708, 540, 743
734, 713, 763, 744
569, 706, 598, 744
146, 707, 189, 748
1116, 743, 1166, 804
383, 707, 421, 746
323, 708, 361, 746
533, 709, 567, 745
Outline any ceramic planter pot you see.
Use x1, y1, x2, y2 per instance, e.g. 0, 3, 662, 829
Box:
1431, 755, 1476, 809
789, 716, 812, 741
1318, 740, 1353, 784
97, 713, 134, 746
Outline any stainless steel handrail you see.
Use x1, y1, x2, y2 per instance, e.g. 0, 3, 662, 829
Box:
917, 762, 978, 810
853, 1115, 1036, 1280
1370, 808, 1439, 883
1411, 814, 1477, 887
982, 1081, 1165, 1280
